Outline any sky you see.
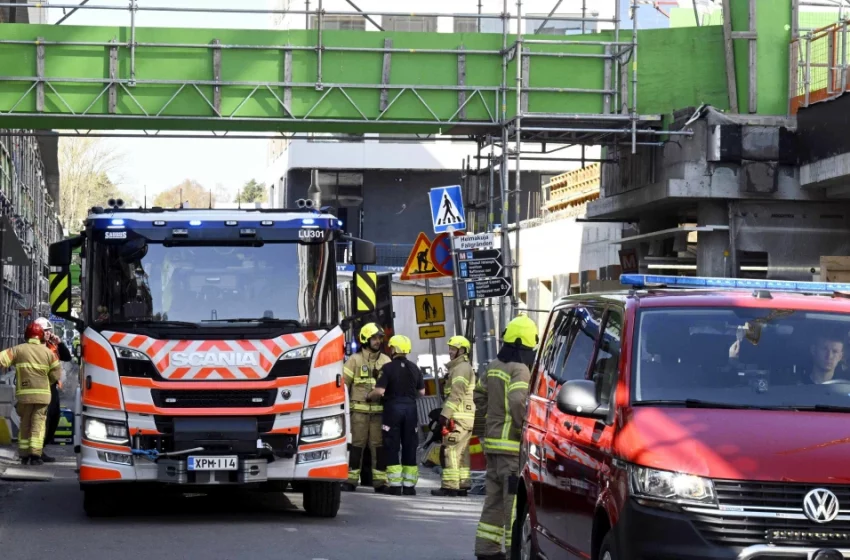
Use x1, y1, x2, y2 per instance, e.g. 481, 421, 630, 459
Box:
47, 1, 275, 204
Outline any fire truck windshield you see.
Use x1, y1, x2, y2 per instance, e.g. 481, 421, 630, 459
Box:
89, 240, 336, 328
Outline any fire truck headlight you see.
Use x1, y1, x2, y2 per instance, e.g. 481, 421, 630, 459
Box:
84, 417, 129, 446
300, 414, 345, 443
281, 345, 315, 361
114, 346, 149, 361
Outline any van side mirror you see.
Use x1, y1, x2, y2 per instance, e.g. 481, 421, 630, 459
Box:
556, 380, 609, 420
49, 238, 74, 267
352, 239, 376, 265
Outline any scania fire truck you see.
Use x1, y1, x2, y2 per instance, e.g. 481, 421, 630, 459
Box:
48, 203, 376, 518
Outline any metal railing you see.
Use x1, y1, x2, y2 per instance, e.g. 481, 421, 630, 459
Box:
336, 242, 413, 269
790, 19, 850, 114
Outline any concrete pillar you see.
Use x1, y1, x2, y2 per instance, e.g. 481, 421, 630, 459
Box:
697, 201, 731, 277
636, 215, 678, 274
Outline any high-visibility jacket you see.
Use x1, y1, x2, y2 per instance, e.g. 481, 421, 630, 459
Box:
442, 355, 476, 429
0, 339, 63, 405
473, 358, 530, 455
344, 349, 391, 414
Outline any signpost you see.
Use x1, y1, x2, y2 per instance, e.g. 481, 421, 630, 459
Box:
418, 324, 446, 340
414, 293, 445, 325
429, 232, 455, 276
457, 249, 503, 280
464, 277, 513, 300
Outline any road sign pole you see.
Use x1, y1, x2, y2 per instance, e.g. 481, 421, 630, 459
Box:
425, 279, 443, 403
449, 235, 463, 338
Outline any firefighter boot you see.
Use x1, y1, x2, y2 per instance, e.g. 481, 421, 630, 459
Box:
403, 487, 416, 496
431, 488, 459, 497
341, 482, 357, 492
40, 451, 56, 463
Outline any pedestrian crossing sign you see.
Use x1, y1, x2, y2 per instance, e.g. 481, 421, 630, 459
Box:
400, 232, 447, 281
429, 185, 466, 234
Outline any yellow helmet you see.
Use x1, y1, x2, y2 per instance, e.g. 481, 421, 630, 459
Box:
388, 334, 412, 355
359, 322, 383, 344
503, 315, 539, 349
447, 335, 471, 352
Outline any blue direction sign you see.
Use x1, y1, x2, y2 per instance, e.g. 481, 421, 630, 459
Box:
429, 185, 466, 234
464, 277, 513, 300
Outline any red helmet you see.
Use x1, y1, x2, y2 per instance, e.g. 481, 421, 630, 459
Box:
24, 321, 45, 342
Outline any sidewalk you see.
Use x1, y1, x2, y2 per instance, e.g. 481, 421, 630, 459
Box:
0, 444, 76, 482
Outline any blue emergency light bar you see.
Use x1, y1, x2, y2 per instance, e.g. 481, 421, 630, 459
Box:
620, 274, 850, 294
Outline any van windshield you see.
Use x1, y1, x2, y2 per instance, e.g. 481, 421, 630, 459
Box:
633, 307, 850, 410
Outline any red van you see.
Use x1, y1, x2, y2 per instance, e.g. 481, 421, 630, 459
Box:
514, 274, 850, 560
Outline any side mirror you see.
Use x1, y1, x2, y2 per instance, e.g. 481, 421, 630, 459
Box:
556, 379, 609, 420
48, 239, 74, 267
352, 239, 376, 265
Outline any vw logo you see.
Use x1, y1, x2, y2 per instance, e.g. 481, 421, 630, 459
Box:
803, 488, 840, 523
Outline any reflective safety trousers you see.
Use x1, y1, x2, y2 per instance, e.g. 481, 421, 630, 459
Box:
343, 349, 391, 413
473, 359, 530, 455
0, 340, 62, 405
441, 355, 476, 430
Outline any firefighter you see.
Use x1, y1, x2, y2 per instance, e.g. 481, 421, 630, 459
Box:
473, 315, 539, 560
35, 317, 72, 462
367, 335, 424, 496
342, 322, 391, 493
0, 321, 63, 466
432, 335, 476, 497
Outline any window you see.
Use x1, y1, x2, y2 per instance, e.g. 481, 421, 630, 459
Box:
453, 15, 506, 34
532, 308, 568, 398
309, 15, 366, 31
592, 308, 622, 406
383, 15, 438, 33
557, 306, 604, 384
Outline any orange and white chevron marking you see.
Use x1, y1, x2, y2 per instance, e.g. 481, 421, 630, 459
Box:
104, 330, 325, 380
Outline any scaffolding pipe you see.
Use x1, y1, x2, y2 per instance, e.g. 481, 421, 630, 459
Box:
533, 0, 564, 35
498, 0, 510, 334
631, 0, 638, 153
513, 0, 523, 315
129, 0, 137, 86
317, 0, 323, 88
55, 0, 91, 25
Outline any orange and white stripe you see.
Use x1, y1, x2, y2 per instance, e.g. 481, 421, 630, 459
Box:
104, 330, 324, 381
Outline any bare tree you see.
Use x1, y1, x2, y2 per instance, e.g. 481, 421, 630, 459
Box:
58, 138, 126, 232
153, 179, 216, 209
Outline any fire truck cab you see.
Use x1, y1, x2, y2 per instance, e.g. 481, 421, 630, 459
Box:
48, 204, 376, 518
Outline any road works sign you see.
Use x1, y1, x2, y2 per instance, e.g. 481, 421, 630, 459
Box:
429, 185, 466, 234
400, 232, 447, 281
414, 293, 445, 324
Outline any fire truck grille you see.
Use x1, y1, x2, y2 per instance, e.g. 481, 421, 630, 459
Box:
151, 389, 277, 408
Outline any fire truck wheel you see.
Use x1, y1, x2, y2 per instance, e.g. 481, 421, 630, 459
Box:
303, 481, 341, 518
82, 486, 121, 518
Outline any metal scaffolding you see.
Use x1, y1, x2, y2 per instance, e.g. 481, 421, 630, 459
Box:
0, 0, 671, 331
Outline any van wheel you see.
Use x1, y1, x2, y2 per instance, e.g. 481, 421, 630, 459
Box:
303, 481, 341, 518
512, 499, 538, 560
599, 531, 618, 560
82, 486, 120, 518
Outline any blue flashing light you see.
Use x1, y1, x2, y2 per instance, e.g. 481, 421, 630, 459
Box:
189, 220, 202, 226
111, 219, 125, 226
337, 220, 344, 227
620, 274, 850, 294
302, 218, 315, 225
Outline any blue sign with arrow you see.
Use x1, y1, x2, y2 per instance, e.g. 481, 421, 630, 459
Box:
428, 185, 466, 234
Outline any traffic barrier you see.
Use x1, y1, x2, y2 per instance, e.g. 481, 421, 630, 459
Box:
55, 408, 73, 445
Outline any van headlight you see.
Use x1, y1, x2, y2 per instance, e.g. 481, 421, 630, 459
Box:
300, 414, 345, 443
629, 465, 716, 505
84, 417, 129, 445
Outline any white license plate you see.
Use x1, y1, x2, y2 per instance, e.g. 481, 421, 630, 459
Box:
187, 456, 238, 471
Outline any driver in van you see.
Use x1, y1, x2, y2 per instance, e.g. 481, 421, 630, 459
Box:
802, 331, 847, 384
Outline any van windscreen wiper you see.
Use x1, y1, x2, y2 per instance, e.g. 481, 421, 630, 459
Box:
635, 399, 766, 410
106, 319, 199, 328
201, 318, 304, 328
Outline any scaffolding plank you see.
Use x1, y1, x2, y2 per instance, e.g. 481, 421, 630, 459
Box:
212, 39, 222, 115
748, 0, 757, 113
457, 46, 466, 121
380, 38, 393, 112
109, 38, 118, 114
603, 46, 612, 115
721, 0, 740, 113
36, 37, 45, 113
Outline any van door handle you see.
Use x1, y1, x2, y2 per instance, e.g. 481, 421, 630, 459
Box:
563, 420, 572, 430
573, 424, 582, 434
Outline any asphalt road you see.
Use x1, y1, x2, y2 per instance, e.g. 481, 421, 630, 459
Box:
0, 447, 484, 560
